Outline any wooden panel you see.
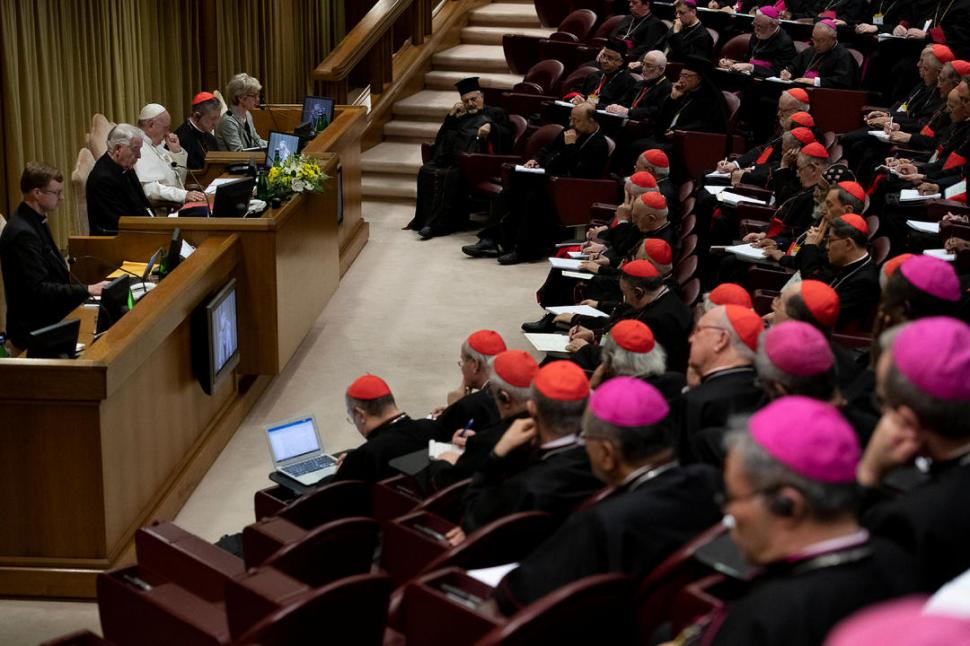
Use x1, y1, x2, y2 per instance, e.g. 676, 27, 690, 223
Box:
250, 106, 304, 140
313, 0, 415, 82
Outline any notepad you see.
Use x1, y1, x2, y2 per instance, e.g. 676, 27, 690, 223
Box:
924, 248, 956, 262
545, 305, 609, 318
562, 270, 595, 280
906, 220, 940, 234
107, 261, 149, 279
567, 251, 588, 259
900, 189, 940, 202
717, 191, 767, 206
724, 243, 773, 263
429, 440, 462, 459
554, 100, 575, 108
945, 180, 967, 199
706, 185, 730, 196
867, 130, 890, 142
706, 171, 732, 179
548, 257, 584, 270
467, 563, 519, 588
514, 164, 546, 174
766, 76, 794, 84
523, 333, 571, 353
877, 33, 904, 41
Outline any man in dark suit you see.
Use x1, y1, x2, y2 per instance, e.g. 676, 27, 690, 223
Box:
86, 123, 155, 235
173, 92, 222, 170
780, 20, 859, 89
0, 163, 111, 351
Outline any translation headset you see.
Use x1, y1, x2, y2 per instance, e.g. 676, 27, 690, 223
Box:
767, 492, 796, 517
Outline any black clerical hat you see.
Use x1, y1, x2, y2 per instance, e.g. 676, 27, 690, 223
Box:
455, 77, 482, 96
604, 38, 629, 58
682, 55, 712, 75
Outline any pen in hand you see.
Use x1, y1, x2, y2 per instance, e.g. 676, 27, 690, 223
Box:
460, 418, 474, 438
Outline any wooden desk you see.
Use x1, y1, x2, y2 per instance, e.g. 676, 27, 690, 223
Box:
114, 153, 342, 376
0, 234, 271, 598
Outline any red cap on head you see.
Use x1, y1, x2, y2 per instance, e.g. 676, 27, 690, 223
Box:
640, 191, 667, 210
790, 127, 816, 144
629, 171, 658, 188
786, 88, 810, 104
801, 141, 828, 159
951, 60, 970, 76
931, 44, 955, 64
881, 253, 914, 278
709, 283, 753, 308
836, 213, 869, 236
534, 360, 590, 400
642, 238, 673, 265
836, 181, 865, 204
799, 280, 840, 329
610, 319, 655, 353
790, 111, 815, 128
192, 91, 217, 106
466, 329, 507, 356
347, 374, 392, 400
493, 350, 539, 388
724, 304, 764, 351
621, 259, 660, 278
643, 149, 670, 168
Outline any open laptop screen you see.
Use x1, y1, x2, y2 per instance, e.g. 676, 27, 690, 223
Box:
267, 417, 320, 462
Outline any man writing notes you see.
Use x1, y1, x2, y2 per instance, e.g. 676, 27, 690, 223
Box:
133, 103, 206, 210
86, 123, 155, 235
0, 163, 111, 352
407, 77, 513, 240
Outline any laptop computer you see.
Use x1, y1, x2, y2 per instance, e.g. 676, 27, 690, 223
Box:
264, 415, 339, 486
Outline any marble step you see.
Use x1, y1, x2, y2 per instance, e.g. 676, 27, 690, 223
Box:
424, 70, 523, 91
383, 119, 440, 143
362, 173, 418, 200
461, 25, 555, 46
468, 3, 542, 28
361, 142, 423, 176
392, 90, 461, 120
432, 44, 509, 73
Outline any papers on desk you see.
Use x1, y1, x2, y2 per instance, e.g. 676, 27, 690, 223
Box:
429, 440, 462, 459
548, 257, 584, 270
562, 270, 595, 280
545, 304, 608, 318
182, 240, 196, 258
554, 100, 575, 108
706, 185, 730, 196
924, 248, 956, 262
108, 261, 148, 279
724, 243, 774, 263
467, 563, 519, 588
567, 251, 588, 259
514, 164, 545, 175
717, 191, 767, 206
945, 180, 967, 199
523, 332, 571, 353
868, 130, 890, 142
766, 76, 794, 84
204, 178, 240, 194
906, 220, 940, 234
877, 33, 905, 41
900, 189, 940, 202
706, 171, 732, 179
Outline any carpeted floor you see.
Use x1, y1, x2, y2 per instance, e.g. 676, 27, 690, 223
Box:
0, 201, 551, 645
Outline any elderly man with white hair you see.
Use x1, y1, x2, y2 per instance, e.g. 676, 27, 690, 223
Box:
86, 123, 155, 235
133, 103, 206, 209
718, 6, 796, 79
779, 19, 858, 88
591, 319, 687, 400
606, 50, 671, 124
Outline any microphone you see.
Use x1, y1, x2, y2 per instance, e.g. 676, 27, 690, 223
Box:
258, 102, 282, 135
171, 161, 211, 217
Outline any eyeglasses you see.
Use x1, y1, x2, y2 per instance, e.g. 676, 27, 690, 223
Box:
39, 189, 63, 196
691, 324, 727, 336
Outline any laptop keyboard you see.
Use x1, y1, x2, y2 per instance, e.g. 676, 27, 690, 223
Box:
283, 455, 336, 477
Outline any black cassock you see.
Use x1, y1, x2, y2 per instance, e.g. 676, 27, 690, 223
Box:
332, 414, 441, 483
610, 13, 669, 60
409, 106, 513, 234
707, 537, 919, 646
423, 411, 531, 491
493, 462, 723, 615
86, 152, 154, 235
566, 68, 639, 108
460, 443, 602, 533
435, 385, 500, 439
743, 29, 797, 79
173, 119, 218, 170
864, 452, 970, 593
784, 43, 859, 89
665, 21, 715, 63
795, 248, 879, 329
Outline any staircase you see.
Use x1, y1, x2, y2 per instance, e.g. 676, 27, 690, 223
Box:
361, 1, 552, 203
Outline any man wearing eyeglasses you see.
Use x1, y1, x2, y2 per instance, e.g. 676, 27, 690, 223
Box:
0, 162, 112, 352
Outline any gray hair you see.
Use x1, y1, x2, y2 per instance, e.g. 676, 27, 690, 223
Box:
754, 335, 837, 401
922, 45, 946, 70
643, 50, 667, 71
582, 408, 670, 462
490, 366, 532, 404
530, 386, 587, 436
461, 341, 497, 371
600, 335, 668, 377
193, 97, 223, 116
106, 123, 146, 149
725, 425, 860, 519
756, 8, 781, 26
226, 72, 262, 106
714, 307, 757, 362
832, 185, 864, 214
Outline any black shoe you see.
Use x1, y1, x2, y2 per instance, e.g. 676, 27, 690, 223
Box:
521, 312, 556, 333
497, 251, 524, 265
462, 238, 500, 258
418, 226, 435, 240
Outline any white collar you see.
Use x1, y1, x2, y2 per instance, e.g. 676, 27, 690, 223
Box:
541, 433, 579, 450
790, 529, 869, 561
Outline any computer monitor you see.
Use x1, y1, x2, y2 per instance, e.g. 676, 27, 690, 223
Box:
142, 248, 162, 282
301, 96, 334, 128
96, 275, 131, 335
211, 177, 255, 217
28, 318, 81, 359
163, 228, 183, 277
192, 278, 240, 395
265, 130, 300, 168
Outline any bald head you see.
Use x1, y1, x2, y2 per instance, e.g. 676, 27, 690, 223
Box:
570, 102, 598, 133
642, 50, 667, 80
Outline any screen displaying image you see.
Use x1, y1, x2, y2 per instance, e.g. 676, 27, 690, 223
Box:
266, 131, 300, 167
212, 288, 238, 374
302, 96, 335, 126
268, 417, 320, 462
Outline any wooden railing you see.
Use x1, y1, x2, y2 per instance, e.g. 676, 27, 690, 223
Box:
313, 0, 437, 103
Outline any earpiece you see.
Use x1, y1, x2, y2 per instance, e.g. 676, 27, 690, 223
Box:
769, 494, 795, 517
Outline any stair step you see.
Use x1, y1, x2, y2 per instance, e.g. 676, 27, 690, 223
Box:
468, 3, 542, 28
383, 119, 440, 142
432, 44, 509, 73
361, 142, 423, 175
393, 90, 461, 120
362, 174, 418, 200
425, 70, 523, 91
461, 25, 555, 46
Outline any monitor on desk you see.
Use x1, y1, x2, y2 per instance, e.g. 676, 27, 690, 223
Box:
192, 278, 240, 395
211, 177, 255, 217
27, 318, 81, 359
301, 96, 334, 128
265, 130, 300, 168
96, 275, 132, 335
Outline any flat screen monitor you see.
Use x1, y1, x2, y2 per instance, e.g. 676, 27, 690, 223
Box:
164, 227, 183, 277
193, 278, 240, 395
301, 96, 334, 127
142, 248, 162, 282
265, 130, 300, 168
27, 318, 81, 359
212, 177, 255, 217
96, 275, 131, 335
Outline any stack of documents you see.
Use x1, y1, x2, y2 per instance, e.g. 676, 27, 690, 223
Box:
900, 189, 940, 202
548, 257, 584, 270
514, 165, 545, 174
429, 440, 462, 459
924, 249, 956, 262
906, 220, 940, 234
545, 304, 608, 318
523, 333, 571, 353
717, 191, 767, 206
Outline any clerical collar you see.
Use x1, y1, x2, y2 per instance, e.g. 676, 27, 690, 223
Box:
831, 253, 871, 290
369, 412, 409, 439
188, 118, 207, 134
620, 459, 679, 490
20, 202, 47, 225
700, 365, 754, 382
541, 433, 579, 450
784, 529, 869, 563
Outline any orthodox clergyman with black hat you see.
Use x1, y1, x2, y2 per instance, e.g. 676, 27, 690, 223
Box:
407, 76, 513, 239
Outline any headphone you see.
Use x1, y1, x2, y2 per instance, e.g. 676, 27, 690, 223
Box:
768, 492, 796, 517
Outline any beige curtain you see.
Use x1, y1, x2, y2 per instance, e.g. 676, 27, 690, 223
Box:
0, 0, 344, 248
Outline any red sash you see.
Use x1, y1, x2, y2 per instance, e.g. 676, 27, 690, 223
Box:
756, 146, 775, 165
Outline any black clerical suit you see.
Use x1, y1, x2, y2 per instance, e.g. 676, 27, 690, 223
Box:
610, 12, 669, 59
784, 43, 859, 89
435, 385, 500, 439
333, 413, 441, 483
629, 84, 728, 171
743, 28, 797, 78
425, 411, 531, 491
86, 153, 154, 235
566, 68, 638, 109
626, 75, 673, 124
798, 248, 880, 329
864, 451, 970, 592
707, 536, 919, 646
0, 203, 89, 348
494, 462, 723, 615
173, 119, 218, 170
666, 21, 714, 63
460, 441, 602, 533
409, 106, 514, 234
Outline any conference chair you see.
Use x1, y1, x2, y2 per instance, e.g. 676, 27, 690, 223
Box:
512, 60, 566, 96
866, 215, 880, 240
671, 130, 746, 181
503, 34, 543, 75
871, 235, 891, 265
556, 64, 600, 97
551, 9, 598, 43
807, 87, 873, 134
396, 567, 504, 646
534, 0, 572, 28
457, 123, 564, 202
707, 28, 721, 56
588, 14, 625, 46
674, 255, 698, 287
681, 277, 702, 308
679, 212, 697, 239
717, 33, 751, 62
539, 40, 600, 75
678, 233, 699, 262
243, 515, 379, 577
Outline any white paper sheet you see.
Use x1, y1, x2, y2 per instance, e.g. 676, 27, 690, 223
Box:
706, 171, 732, 179
924, 248, 956, 262
429, 440, 462, 459
945, 180, 967, 199
466, 563, 519, 588
554, 100, 575, 108
706, 185, 730, 196
900, 189, 940, 202
724, 243, 773, 263
567, 251, 588, 259
561, 270, 595, 280
906, 220, 940, 234
766, 76, 794, 84
548, 257, 584, 270
867, 130, 890, 142
717, 191, 767, 206
545, 305, 609, 318
514, 164, 545, 174
523, 332, 571, 353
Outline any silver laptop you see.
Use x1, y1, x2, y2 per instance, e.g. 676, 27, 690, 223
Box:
264, 415, 338, 485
